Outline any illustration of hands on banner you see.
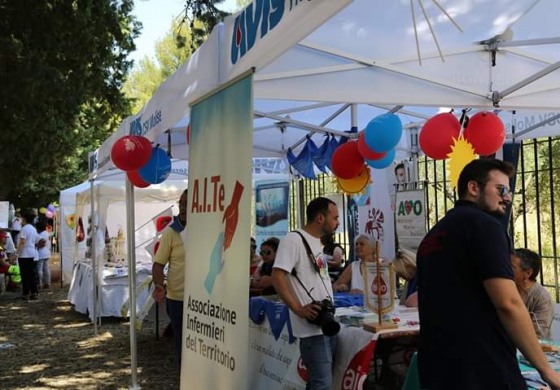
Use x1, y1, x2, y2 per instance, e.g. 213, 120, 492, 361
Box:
204, 181, 244, 294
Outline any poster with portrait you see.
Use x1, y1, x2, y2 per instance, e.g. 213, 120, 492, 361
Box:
387, 160, 410, 212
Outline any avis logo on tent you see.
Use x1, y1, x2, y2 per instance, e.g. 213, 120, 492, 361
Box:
130, 116, 142, 136
231, 0, 285, 64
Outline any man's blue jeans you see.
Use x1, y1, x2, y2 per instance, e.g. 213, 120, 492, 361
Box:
300, 334, 337, 390
166, 298, 184, 364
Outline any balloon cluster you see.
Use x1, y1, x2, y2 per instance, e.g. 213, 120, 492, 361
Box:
110, 135, 172, 188
39, 203, 57, 219
330, 114, 402, 193
419, 111, 505, 160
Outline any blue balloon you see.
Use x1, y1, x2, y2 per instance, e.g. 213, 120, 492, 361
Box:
364, 113, 402, 153
366, 148, 396, 169
139, 147, 171, 184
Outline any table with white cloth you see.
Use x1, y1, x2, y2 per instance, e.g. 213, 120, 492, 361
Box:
67, 260, 152, 321
248, 295, 419, 390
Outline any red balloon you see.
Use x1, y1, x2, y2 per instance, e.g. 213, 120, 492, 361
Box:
463, 111, 505, 156
331, 141, 365, 179
111, 135, 152, 171
127, 170, 150, 188
419, 113, 461, 160
357, 131, 386, 161
156, 216, 172, 232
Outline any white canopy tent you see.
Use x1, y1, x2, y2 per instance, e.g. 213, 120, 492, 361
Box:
59, 160, 190, 286
59, 181, 92, 284
89, 0, 560, 179
86, 1, 560, 388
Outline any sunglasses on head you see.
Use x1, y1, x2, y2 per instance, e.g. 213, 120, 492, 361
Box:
260, 250, 272, 256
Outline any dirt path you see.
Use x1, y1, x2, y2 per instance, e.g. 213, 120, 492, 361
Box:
0, 284, 180, 389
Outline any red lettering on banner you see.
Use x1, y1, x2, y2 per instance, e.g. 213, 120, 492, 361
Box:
342, 340, 377, 390
190, 175, 226, 214
297, 357, 308, 383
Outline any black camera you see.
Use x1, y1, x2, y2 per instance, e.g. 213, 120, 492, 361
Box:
308, 299, 340, 336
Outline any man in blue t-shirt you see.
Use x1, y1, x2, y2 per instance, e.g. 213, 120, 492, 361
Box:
417, 159, 560, 389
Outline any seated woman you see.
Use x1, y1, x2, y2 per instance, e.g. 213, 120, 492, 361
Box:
511, 248, 554, 339
392, 249, 418, 307
249, 237, 261, 277
250, 237, 280, 295
333, 234, 377, 294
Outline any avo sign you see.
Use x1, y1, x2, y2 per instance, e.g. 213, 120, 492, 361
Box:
397, 200, 423, 216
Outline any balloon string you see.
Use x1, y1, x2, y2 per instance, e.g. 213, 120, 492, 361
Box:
458, 108, 471, 138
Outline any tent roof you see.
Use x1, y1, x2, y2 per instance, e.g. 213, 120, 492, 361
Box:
75, 180, 186, 205
90, 0, 560, 178
60, 181, 92, 206
249, 0, 560, 110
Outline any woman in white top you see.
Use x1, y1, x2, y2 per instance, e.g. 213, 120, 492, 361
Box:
35, 221, 51, 289
333, 234, 377, 294
16, 212, 39, 300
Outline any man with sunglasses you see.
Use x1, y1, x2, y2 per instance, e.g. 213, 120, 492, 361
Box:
417, 158, 560, 389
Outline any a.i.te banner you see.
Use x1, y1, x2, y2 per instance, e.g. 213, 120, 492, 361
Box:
182, 74, 253, 389
395, 189, 427, 252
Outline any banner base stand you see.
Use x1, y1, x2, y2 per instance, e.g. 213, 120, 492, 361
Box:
363, 321, 398, 333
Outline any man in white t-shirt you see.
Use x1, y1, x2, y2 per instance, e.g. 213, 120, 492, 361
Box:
16, 212, 39, 300
272, 197, 340, 390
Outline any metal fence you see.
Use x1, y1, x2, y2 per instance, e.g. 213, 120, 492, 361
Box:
291, 137, 560, 301
288, 174, 352, 258
417, 137, 560, 302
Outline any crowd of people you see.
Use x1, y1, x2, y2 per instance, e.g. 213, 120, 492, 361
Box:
0, 211, 51, 299
148, 158, 560, 389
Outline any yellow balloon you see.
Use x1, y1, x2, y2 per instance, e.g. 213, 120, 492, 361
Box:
39, 207, 47, 214
337, 165, 370, 194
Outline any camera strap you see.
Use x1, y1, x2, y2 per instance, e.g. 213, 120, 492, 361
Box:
293, 230, 321, 273
291, 230, 333, 302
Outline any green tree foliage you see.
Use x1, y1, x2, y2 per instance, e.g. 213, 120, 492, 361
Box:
182, 0, 229, 48
124, 21, 193, 114
0, 0, 140, 209
236, 0, 252, 8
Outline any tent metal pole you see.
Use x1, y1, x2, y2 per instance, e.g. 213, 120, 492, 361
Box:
498, 60, 560, 99
89, 179, 98, 334
125, 179, 140, 389
289, 103, 351, 150
254, 110, 352, 138
509, 113, 560, 139
409, 126, 420, 185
